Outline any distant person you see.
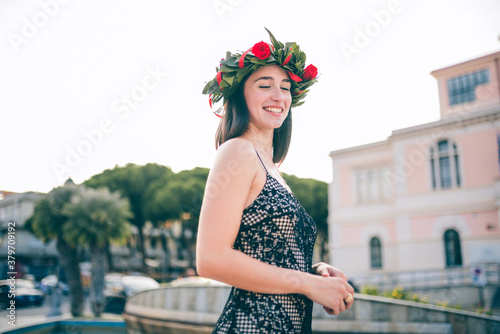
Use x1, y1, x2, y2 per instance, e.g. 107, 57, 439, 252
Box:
197, 29, 354, 333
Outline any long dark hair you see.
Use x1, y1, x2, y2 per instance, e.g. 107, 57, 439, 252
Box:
215, 77, 292, 164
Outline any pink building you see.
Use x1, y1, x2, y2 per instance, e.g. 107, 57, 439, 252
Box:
328, 50, 500, 288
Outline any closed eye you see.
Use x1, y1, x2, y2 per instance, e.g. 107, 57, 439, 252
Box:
259, 85, 290, 92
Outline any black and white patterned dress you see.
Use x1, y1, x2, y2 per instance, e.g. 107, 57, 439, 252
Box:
212, 154, 318, 333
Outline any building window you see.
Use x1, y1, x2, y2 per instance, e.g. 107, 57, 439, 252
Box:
444, 229, 462, 267
447, 69, 489, 106
430, 140, 461, 190
355, 166, 392, 204
370, 237, 383, 269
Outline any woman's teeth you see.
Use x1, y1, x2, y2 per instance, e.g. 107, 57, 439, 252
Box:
264, 107, 282, 113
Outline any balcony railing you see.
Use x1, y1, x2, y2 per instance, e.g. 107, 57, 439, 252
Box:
350, 262, 500, 291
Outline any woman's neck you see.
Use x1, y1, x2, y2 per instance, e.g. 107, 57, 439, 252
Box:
243, 126, 273, 158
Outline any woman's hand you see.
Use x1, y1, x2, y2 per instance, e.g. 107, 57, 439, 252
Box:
312, 262, 348, 281
311, 262, 354, 315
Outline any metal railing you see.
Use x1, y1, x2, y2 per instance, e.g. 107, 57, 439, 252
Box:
350, 262, 500, 291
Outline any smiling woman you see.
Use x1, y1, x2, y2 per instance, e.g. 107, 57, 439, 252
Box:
197, 29, 354, 334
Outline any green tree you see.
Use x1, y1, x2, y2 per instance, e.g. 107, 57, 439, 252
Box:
145, 167, 209, 268
62, 186, 132, 317
147, 167, 209, 223
84, 163, 173, 272
30, 179, 84, 317
283, 174, 329, 261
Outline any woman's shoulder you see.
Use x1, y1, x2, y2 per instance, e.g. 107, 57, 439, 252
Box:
212, 137, 259, 174
218, 137, 254, 151
217, 137, 256, 160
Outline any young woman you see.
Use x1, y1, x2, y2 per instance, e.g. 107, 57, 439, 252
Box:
197, 29, 354, 333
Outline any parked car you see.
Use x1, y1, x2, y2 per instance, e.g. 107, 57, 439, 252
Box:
40, 275, 69, 295
167, 276, 227, 287
104, 274, 160, 314
0, 279, 44, 307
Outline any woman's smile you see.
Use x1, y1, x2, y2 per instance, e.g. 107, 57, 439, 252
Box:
263, 106, 284, 114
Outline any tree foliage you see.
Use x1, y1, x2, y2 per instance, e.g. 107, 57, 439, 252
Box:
62, 187, 133, 248
84, 163, 173, 225
84, 163, 173, 270
30, 182, 78, 243
146, 167, 209, 224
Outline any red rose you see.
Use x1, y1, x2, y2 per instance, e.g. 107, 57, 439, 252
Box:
302, 64, 318, 80
252, 41, 271, 60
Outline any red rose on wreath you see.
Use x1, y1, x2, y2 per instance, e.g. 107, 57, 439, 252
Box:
302, 64, 318, 80
252, 41, 271, 60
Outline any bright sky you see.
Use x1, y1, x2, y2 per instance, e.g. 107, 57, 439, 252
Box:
1, 0, 500, 194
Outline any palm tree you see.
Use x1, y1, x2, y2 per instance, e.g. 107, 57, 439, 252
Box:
84, 163, 174, 273
62, 186, 132, 317
30, 179, 85, 317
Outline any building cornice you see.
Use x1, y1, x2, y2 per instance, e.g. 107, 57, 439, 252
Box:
430, 50, 500, 77
390, 106, 500, 140
329, 107, 500, 157
329, 140, 389, 158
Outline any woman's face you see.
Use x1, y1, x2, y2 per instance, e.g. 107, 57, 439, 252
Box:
243, 65, 292, 131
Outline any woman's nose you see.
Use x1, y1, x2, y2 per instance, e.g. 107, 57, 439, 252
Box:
270, 87, 285, 101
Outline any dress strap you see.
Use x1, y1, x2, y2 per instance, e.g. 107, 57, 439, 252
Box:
254, 149, 269, 174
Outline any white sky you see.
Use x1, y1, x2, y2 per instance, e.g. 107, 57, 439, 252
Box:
1, 0, 500, 194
